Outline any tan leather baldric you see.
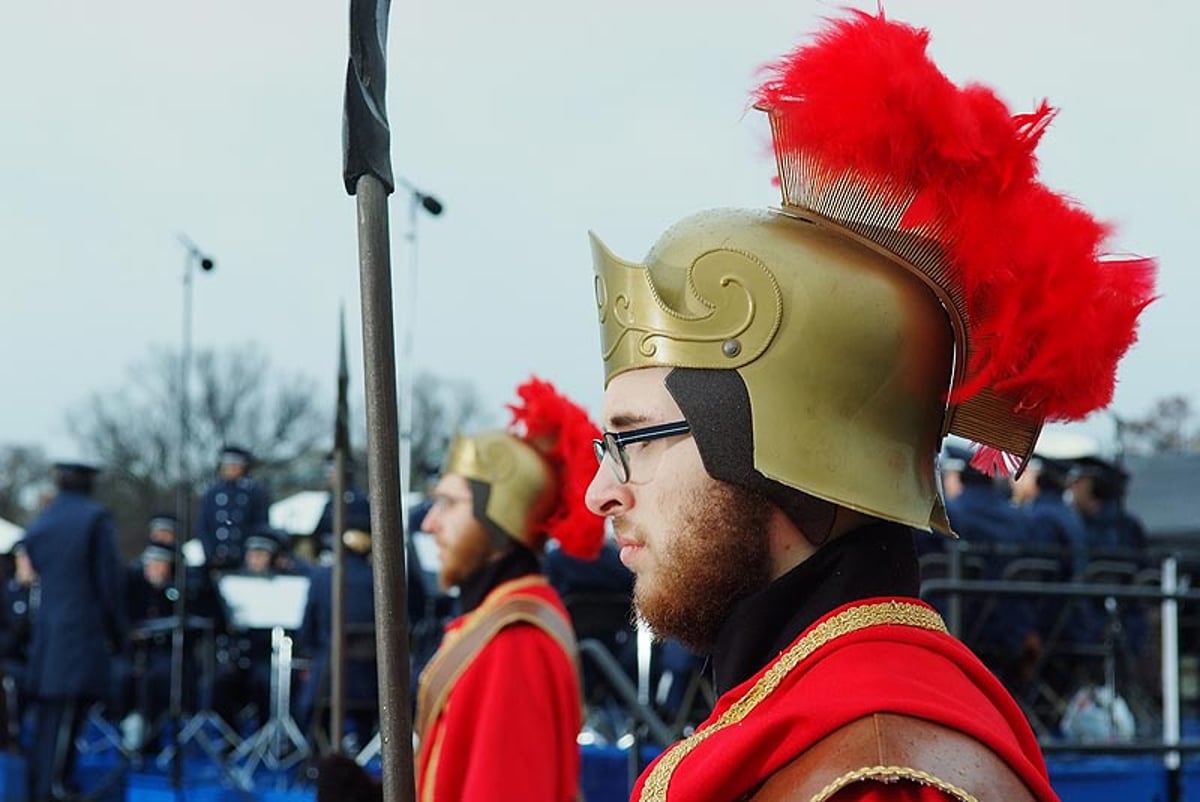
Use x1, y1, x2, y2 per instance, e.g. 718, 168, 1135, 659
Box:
415, 592, 579, 740
746, 713, 1038, 802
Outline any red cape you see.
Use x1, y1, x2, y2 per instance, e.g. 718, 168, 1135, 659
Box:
416, 577, 582, 802
633, 598, 1058, 802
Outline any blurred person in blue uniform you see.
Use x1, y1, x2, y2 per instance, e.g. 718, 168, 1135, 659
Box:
545, 535, 634, 602
311, 453, 371, 558
146, 513, 178, 547
1069, 456, 1147, 560
138, 511, 227, 628
295, 509, 378, 749
23, 462, 125, 802
547, 514, 710, 735
267, 526, 312, 578
196, 446, 271, 571
945, 446, 1039, 689
1069, 456, 1150, 657
119, 513, 178, 592
1012, 455, 1088, 582
405, 496, 448, 684
112, 531, 225, 750
111, 539, 179, 751
0, 539, 38, 747
1010, 454, 1091, 710
213, 525, 292, 734
545, 535, 636, 737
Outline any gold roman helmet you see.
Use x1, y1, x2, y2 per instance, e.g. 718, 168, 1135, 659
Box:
593, 210, 956, 532
444, 430, 556, 550
591, 11, 1155, 536
442, 378, 607, 558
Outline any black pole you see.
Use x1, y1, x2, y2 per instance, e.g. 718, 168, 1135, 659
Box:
170, 238, 203, 792
343, 1, 415, 798
330, 450, 347, 751
355, 175, 414, 799
331, 310, 351, 751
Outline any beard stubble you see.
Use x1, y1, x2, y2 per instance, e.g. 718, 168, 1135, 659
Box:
628, 480, 772, 652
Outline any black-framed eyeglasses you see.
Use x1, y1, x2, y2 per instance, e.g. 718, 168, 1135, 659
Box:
592, 420, 692, 484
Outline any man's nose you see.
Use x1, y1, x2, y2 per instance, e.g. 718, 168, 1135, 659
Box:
585, 462, 630, 517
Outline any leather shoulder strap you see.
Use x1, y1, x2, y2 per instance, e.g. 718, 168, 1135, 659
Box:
415, 593, 578, 739
747, 713, 1039, 802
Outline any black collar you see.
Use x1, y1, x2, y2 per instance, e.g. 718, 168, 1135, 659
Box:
709, 520, 920, 695
458, 543, 542, 614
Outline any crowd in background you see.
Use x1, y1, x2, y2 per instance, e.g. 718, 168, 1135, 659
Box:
0, 437, 1178, 796
0, 443, 712, 798
917, 445, 1158, 738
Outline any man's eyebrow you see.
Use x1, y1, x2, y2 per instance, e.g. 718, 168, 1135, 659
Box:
606, 412, 650, 429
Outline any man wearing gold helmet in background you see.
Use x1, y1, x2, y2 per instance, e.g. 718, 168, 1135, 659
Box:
584, 9, 1155, 802
415, 377, 604, 802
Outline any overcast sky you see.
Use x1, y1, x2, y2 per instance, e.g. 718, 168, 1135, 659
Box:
2, 1, 1196, 463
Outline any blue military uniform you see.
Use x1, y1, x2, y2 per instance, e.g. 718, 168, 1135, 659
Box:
294, 542, 377, 742
946, 463, 1035, 674
112, 539, 224, 739
196, 446, 271, 571
0, 552, 35, 682
1029, 490, 1088, 582
0, 550, 36, 748
1070, 456, 1150, 654
1023, 459, 1091, 706
212, 527, 293, 734
23, 463, 125, 802
1080, 498, 1147, 557
312, 487, 371, 554
112, 543, 179, 736
545, 539, 636, 674
1070, 456, 1146, 558
545, 540, 644, 732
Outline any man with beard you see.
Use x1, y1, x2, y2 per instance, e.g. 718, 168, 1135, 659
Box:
582, 10, 1154, 802
414, 378, 604, 802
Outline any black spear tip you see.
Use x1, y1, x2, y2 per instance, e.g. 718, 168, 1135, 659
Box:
342, 0, 395, 195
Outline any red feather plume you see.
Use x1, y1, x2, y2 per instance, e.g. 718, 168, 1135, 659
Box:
508, 376, 605, 560
755, 10, 1157, 473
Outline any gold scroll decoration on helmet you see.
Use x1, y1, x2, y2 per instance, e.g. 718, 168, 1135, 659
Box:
591, 226, 784, 380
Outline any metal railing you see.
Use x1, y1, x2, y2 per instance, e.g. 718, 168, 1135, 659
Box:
922, 551, 1200, 802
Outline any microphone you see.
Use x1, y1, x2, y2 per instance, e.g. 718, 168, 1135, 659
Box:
419, 194, 444, 216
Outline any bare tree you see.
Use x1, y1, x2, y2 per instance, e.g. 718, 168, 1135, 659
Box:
408, 371, 491, 493
0, 444, 51, 525
190, 347, 327, 468
67, 344, 327, 555
64, 346, 489, 553
1120, 395, 1200, 455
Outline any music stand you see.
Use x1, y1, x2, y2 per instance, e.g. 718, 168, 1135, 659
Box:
151, 615, 245, 783
219, 574, 312, 785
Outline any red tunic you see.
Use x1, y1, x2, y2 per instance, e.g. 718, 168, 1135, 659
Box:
416, 576, 582, 802
632, 598, 1059, 802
